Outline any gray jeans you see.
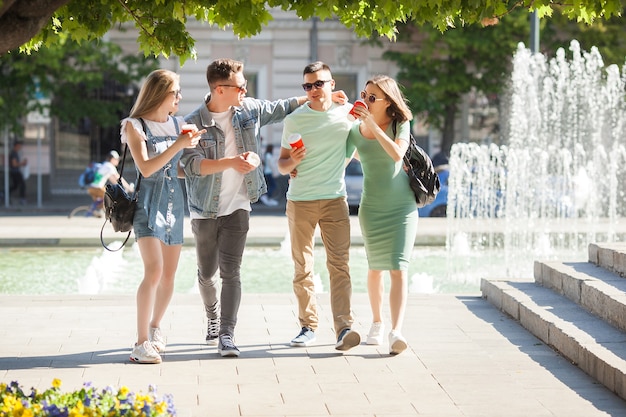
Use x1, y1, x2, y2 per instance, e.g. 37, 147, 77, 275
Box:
191, 209, 249, 337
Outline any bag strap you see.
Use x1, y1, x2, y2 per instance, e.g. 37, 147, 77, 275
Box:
100, 221, 132, 252
120, 118, 146, 198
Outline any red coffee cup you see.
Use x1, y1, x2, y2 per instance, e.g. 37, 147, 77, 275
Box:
347, 100, 367, 121
289, 133, 304, 149
181, 123, 197, 135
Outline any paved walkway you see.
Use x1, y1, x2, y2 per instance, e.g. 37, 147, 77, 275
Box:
1, 212, 626, 416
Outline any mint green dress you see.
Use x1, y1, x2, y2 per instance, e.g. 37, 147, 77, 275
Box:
347, 121, 418, 271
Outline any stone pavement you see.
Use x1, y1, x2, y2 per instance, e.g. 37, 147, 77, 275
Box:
1, 212, 626, 416
2, 293, 625, 417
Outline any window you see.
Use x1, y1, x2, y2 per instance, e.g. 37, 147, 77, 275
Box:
333, 73, 358, 102
244, 72, 257, 98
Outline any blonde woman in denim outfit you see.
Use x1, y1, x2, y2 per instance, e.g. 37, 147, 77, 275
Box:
121, 69, 204, 364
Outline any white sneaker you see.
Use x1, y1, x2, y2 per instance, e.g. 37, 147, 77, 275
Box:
130, 341, 162, 364
389, 331, 408, 355
149, 327, 166, 352
366, 322, 384, 345
206, 317, 220, 346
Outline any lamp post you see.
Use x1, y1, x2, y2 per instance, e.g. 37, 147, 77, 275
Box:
530, 10, 540, 54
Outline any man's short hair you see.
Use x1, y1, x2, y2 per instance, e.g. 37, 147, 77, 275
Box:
206, 59, 244, 87
303, 61, 331, 76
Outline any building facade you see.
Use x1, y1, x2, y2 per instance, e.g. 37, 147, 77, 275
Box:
109, 10, 402, 146
15, 10, 446, 200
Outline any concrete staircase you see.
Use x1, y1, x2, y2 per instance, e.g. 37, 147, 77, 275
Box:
481, 242, 626, 400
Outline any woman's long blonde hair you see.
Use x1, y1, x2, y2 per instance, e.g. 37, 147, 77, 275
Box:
366, 75, 413, 124
129, 69, 179, 118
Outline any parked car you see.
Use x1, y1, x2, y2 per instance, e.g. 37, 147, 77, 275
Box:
345, 159, 449, 217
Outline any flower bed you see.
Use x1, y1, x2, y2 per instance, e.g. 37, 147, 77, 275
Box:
0, 379, 176, 416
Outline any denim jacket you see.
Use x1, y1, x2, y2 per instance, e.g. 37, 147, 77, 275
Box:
181, 94, 300, 218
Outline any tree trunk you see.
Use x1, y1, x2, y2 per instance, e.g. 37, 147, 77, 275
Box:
440, 102, 457, 157
0, 0, 70, 54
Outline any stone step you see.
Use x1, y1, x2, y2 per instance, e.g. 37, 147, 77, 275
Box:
481, 278, 626, 400
589, 242, 626, 277
535, 260, 626, 333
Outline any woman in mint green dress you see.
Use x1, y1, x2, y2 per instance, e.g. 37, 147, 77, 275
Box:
347, 75, 417, 355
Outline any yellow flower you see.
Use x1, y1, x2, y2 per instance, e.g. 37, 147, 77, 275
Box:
154, 402, 167, 413
136, 394, 151, 403
2, 380, 177, 416
2, 395, 20, 410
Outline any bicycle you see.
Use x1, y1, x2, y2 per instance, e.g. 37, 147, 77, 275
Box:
68, 197, 104, 218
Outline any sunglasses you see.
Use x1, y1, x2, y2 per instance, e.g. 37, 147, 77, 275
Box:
170, 89, 182, 98
360, 91, 385, 104
218, 80, 248, 92
302, 80, 332, 91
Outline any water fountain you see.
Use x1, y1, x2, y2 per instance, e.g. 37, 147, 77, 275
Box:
5, 43, 624, 295
447, 40, 626, 280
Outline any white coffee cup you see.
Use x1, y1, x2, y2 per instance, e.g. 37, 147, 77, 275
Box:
247, 151, 261, 167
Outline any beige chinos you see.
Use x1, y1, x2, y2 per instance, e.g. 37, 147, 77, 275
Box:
286, 197, 353, 337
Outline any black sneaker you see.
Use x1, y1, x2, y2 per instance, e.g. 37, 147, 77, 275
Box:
335, 328, 360, 351
218, 334, 240, 357
290, 327, 316, 347
206, 317, 219, 346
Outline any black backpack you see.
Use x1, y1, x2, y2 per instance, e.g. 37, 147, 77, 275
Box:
394, 121, 440, 208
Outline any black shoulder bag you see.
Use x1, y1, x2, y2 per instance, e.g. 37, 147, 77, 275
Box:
394, 121, 440, 208
100, 121, 145, 251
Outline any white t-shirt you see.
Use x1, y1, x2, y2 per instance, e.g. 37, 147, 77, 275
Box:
91, 161, 117, 188
120, 116, 185, 144
207, 109, 250, 218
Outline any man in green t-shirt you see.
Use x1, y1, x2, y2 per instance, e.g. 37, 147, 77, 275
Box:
278, 61, 360, 351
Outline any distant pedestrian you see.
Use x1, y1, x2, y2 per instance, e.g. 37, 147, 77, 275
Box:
9, 140, 27, 205
260, 144, 279, 206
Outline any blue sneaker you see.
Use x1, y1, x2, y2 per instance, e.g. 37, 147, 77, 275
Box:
290, 327, 316, 347
335, 328, 360, 351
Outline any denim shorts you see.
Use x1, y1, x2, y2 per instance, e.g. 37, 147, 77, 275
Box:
133, 176, 185, 245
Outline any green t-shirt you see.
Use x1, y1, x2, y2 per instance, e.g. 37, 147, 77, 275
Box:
281, 102, 353, 201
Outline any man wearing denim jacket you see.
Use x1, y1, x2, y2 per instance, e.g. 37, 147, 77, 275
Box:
181, 58, 346, 357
